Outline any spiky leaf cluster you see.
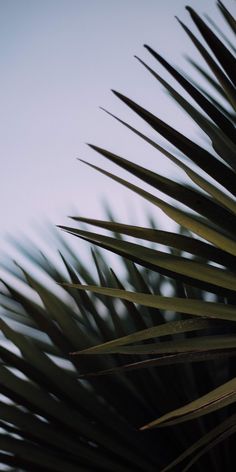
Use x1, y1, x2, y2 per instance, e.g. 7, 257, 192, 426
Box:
0, 1, 236, 471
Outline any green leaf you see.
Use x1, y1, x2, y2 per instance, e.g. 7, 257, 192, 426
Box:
182, 425, 236, 472
77, 161, 236, 258
110, 268, 150, 331
73, 318, 210, 355
205, 14, 236, 54
77, 350, 236, 378
176, 17, 236, 110
136, 55, 236, 169
0, 401, 115, 471
186, 58, 228, 100
60, 226, 236, 295
71, 217, 236, 270
0, 357, 148, 471
140, 376, 236, 429
101, 107, 236, 215
161, 413, 236, 471
218, 0, 236, 35
60, 252, 114, 340
91, 248, 126, 337
186, 7, 236, 87
88, 143, 236, 233
143, 45, 236, 142
0, 434, 84, 472
112, 90, 236, 196
22, 270, 91, 350
61, 284, 236, 322
75, 336, 236, 356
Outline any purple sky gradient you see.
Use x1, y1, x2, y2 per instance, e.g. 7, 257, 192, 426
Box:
0, 0, 234, 263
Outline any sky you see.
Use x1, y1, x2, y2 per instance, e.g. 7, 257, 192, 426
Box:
0, 0, 235, 263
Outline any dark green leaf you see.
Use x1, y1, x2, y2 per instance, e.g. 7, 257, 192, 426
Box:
144, 45, 236, 142
112, 90, 236, 196
62, 284, 236, 322
186, 6, 236, 87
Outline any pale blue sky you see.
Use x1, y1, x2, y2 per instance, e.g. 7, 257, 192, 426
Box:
0, 0, 234, 259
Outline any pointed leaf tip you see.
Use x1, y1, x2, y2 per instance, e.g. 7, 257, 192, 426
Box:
139, 424, 149, 431
89, 144, 101, 151
112, 90, 122, 99
186, 6, 194, 14
175, 16, 182, 25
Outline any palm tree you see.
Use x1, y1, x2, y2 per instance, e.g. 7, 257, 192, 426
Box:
0, 1, 235, 470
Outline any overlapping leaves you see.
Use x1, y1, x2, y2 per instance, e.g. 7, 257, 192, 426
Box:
63, 1, 236, 470
0, 1, 236, 471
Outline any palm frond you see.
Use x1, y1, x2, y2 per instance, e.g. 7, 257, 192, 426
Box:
1, 2, 236, 471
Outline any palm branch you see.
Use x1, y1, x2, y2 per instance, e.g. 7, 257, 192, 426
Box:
1, 1, 236, 471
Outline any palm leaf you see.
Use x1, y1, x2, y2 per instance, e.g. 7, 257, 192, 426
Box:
1, 2, 236, 471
